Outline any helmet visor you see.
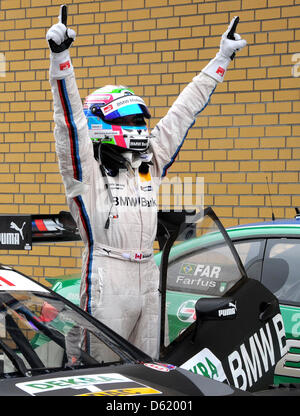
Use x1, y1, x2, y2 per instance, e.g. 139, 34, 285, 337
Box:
91, 95, 151, 124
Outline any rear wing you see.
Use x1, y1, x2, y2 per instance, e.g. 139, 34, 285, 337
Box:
0, 209, 197, 250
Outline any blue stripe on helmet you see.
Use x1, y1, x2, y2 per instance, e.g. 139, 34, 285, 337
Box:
60, 79, 83, 182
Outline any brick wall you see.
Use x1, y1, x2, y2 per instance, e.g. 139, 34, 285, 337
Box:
0, 0, 300, 283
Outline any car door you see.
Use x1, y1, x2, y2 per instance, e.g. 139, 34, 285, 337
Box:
159, 207, 287, 392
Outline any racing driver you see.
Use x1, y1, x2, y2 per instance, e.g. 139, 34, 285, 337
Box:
46, 10, 246, 359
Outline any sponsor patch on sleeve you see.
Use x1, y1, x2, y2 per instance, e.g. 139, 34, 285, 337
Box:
144, 362, 176, 372
16, 373, 162, 396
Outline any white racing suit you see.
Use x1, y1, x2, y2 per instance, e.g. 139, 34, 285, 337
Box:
50, 70, 217, 359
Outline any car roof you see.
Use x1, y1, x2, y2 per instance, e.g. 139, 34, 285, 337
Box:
226, 217, 300, 239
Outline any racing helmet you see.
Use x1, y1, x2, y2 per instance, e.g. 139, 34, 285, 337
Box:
83, 85, 151, 153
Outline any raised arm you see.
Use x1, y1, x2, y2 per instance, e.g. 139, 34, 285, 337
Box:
46, 5, 93, 198
150, 17, 247, 177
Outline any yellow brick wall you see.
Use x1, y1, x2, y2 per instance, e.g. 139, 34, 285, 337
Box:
0, 0, 300, 283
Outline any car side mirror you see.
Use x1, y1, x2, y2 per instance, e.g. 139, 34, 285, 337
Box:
195, 297, 237, 323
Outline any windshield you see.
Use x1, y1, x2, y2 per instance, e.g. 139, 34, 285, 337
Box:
166, 213, 245, 297
0, 269, 139, 379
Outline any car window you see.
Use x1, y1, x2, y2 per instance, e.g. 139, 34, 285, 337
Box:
234, 239, 265, 281
163, 209, 249, 345
0, 290, 126, 377
262, 238, 300, 305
